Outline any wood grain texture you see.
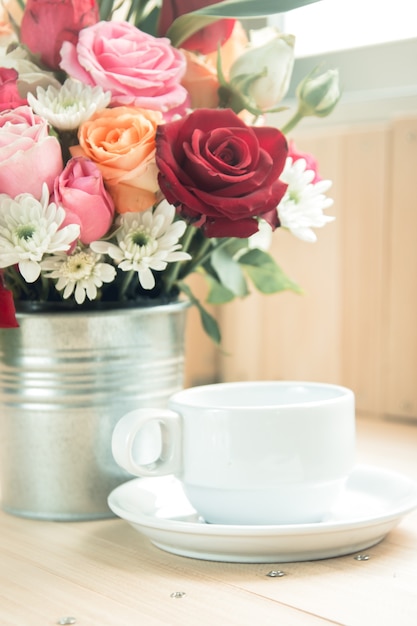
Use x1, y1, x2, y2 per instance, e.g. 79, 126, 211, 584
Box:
339, 123, 390, 415
383, 116, 417, 419
1, 417, 416, 626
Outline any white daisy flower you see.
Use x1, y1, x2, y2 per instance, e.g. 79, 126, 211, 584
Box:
0, 184, 80, 283
41, 248, 116, 304
91, 200, 191, 290
27, 78, 111, 131
277, 157, 335, 243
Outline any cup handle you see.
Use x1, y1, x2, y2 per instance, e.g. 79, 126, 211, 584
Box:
111, 408, 181, 477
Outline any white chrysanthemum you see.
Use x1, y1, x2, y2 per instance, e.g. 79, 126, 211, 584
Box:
277, 157, 335, 243
91, 200, 191, 290
27, 78, 111, 130
41, 248, 116, 304
0, 184, 80, 282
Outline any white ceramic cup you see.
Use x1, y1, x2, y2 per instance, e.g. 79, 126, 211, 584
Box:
111, 381, 355, 525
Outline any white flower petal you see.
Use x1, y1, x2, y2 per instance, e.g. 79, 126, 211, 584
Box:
248, 220, 273, 250
98, 263, 118, 282
164, 251, 191, 263
63, 282, 75, 299
138, 267, 155, 290
90, 240, 124, 262
0, 188, 80, 281
98, 204, 189, 290
41, 249, 116, 304
19, 259, 41, 282
28, 78, 111, 130
277, 158, 335, 242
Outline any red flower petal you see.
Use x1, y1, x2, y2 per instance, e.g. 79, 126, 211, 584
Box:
0, 277, 19, 328
155, 108, 288, 238
158, 1, 236, 54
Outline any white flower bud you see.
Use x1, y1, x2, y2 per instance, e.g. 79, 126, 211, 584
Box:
229, 28, 295, 111
296, 68, 341, 117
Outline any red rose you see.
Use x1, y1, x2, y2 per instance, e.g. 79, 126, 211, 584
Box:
158, 0, 235, 55
0, 275, 18, 328
20, 0, 99, 70
155, 108, 288, 238
0, 68, 27, 112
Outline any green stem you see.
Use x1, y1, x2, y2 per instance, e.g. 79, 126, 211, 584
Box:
6, 267, 31, 297
40, 275, 50, 301
164, 225, 196, 294
187, 239, 218, 274
183, 238, 212, 275
184, 237, 232, 277
118, 269, 135, 300
280, 108, 306, 135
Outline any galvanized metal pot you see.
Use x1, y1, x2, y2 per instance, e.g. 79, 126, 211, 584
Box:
0, 300, 189, 520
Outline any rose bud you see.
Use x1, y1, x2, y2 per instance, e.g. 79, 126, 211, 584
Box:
0, 67, 27, 111
229, 28, 295, 112
296, 68, 341, 118
158, 0, 235, 55
20, 0, 99, 70
53, 157, 115, 245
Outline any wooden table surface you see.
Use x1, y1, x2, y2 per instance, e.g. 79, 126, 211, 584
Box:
1, 416, 417, 626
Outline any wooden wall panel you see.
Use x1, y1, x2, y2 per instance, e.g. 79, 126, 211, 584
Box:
339, 124, 390, 415
383, 116, 417, 419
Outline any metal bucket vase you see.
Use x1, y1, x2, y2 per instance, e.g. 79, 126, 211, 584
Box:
0, 300, 189, 521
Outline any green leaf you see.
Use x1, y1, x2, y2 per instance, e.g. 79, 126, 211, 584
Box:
179, 282, 222, 344
220, 237, 250, 257
239, 249, 302, 294
210, 245, 249, 297
97, 0, 119, 20
133, 7, 159, 33
167, 0, 321, 47
205, 274, 236, 304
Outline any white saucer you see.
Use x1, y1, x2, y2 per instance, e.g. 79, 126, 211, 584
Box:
108, 465, 417, 563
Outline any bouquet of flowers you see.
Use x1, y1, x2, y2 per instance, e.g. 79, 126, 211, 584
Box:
0, 0, 340, 342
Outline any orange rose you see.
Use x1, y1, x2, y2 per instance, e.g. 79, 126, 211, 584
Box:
181, 22, 249, 110
71, 106, 162, 214
206, 21, 248, 79
181, 50, 220, 109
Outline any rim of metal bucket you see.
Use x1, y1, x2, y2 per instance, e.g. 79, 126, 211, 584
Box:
13, 298, 191, 320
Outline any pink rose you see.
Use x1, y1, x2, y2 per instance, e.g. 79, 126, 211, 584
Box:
60, 20, 189, 118
0, 67, 27, 111
20, 0, 99, 70
288, 140, 322, 183
156, 108, 288, 238
0, 105, 63, 198
53, 157, 115, 244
